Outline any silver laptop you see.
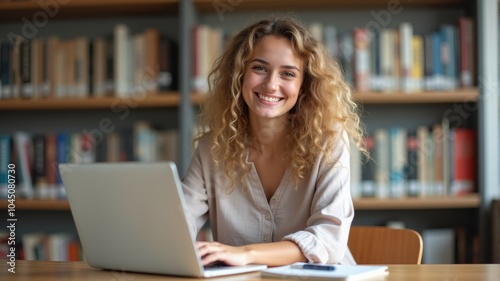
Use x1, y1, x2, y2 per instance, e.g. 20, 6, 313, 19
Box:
58, 162, 267, 277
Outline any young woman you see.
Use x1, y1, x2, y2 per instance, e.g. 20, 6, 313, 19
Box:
182, 17, 365, 266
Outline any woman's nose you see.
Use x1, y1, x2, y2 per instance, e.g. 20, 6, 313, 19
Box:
263, 72, 279, 91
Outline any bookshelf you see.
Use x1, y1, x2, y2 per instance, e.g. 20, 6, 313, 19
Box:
0, 0, 187, 262
0, 0, 498, 263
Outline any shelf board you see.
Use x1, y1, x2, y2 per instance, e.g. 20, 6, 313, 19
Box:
3, 194, 480, 211
0, 92, 205, 110
194, 0, 469, 13
1, 199, 70, 211
354, 88, 478, 104
353, 194, 481, 210
0, 90, 476, 110
193, 89, 478, 105
0, 0, 179, 23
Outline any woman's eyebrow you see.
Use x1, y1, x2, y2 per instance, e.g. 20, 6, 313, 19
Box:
249, 58, 300, 71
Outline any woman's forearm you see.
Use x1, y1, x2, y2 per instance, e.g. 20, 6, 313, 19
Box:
244, 241, 307, 266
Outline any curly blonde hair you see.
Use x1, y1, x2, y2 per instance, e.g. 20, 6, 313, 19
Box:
197, 16, 365, 190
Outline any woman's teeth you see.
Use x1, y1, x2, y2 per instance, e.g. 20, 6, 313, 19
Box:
258, 93, 280, 102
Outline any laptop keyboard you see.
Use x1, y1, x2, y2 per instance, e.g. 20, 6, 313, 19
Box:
204, 262, 231, 269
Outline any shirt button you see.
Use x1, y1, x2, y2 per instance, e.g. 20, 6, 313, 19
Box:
272, 197, 277, 201
265, 214, 270, 220
263, 236, 268, 242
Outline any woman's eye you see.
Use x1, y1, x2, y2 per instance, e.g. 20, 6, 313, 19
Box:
252, 66, 266, 72
283, 71, 295, 77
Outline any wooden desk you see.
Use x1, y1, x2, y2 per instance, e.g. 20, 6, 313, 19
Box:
2, 261, 500, 281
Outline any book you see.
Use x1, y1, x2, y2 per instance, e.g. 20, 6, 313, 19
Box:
92, 36, 106, 96
144, 28, 160, 93
399, 22, 413, 93
431, 31, 444, 90
133, 121, 155, 162
14, 132, 34, 198
374, 129, 389, 198
55, 133, 69, 198
261, 263, 388, 281
324, 24, 338, 59
158, 36, 174, 91
74, 36, 90, 97
32, 134, 48, 198
22, 232, 46, 261
114, 24, 131, 97
21, 40, 34, 98
405, 132, 419, 196
411, 35, 424, 92
65, 39, 76, 97
368, 29, 382, 91
422, 228, 455, 263
389, 127, 407, 198
432, 124, 444, 196
155, 129, 179, 165
360, 136, 375, 198
45, 134, 58, 199
132, 33, 146, 95
309, 22, 323, 42
0, 41, 13, 98
339, 32, 354, 86
441, 24, 458, 90
21, 232, 79, 261
458, 17, 474, 88
11, 37, 22, 98
53, 38, 66, 98
106, 132, 120, 162
104, 35, 115, 94
380, 29, 397, 92
417, 126, 430, 197
192, 25, 208, 92
0, 135, 11, 198
451, 128, 476, 196
354, 28, 370, 93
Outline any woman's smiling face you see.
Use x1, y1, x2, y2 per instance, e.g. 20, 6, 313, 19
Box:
242, 35, 304, 122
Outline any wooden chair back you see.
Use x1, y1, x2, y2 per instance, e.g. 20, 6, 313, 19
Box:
348, 226, 423, 264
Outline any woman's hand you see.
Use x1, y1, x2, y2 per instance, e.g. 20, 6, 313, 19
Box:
196, 241, 251, 266
197, 240, 306, 266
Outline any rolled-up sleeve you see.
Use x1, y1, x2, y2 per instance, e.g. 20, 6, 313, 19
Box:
283, 134, 354, 264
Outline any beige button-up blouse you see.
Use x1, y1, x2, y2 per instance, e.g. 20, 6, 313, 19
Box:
181, 134, 355, 264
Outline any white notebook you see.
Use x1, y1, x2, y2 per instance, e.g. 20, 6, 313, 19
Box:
261, 262, 388, 281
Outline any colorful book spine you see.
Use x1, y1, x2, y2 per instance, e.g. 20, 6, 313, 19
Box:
0, 135, 11, 198
354, 28, 370, 92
